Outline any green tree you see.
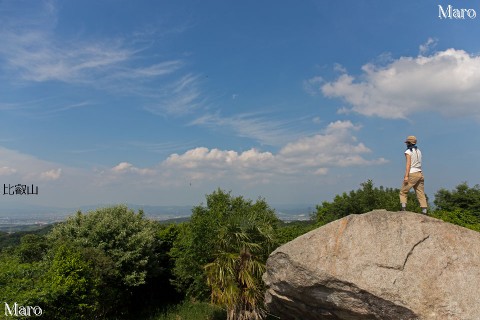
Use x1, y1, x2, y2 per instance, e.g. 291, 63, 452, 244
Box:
0, 242, 116, 320
0, 206, 180, 319
129, 223, 183, 317
171, 189, 238, 298
430, 209, 480, 232
170, 221, 212, 299
205, 201, 277, 320
17, 234, 48, 263
0, 252, 47, 308
171, 189, 279, 319
48, 206, 158, 288
47, 205, 161, 318
434, 182, 480, 215
431, 183, 480, 232
275, 220, 317, 245
315, 180, 424, 225
41, 243, 105, 319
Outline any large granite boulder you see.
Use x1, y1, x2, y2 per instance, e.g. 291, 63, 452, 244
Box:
263, 210, 480, 319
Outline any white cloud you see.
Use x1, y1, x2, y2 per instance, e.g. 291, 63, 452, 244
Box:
0, 118, 387, 206
419, 38, 438, 55
190, 112, 311, 146
99, 120, 385, 188
319, 48, 480, 120
39, 168, 62, 180
112, 162, 134, 172
0, 0, 200, 116
0, 166, 17, 176
0, 147, 67, 181
0, 28, 183, 86
160, 120, 386, 182
312, 116, 322, 124
277, 121, 385, 171
111, 162, 155, 175
144, 74, 204, 116
303, 76, 324, 96
164, 147, 275, 171
113, 60, 184, 79
0, 17, 132, 83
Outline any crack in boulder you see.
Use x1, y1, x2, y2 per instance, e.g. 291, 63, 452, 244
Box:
264, 210, 480, 319
401, 235, 430, 271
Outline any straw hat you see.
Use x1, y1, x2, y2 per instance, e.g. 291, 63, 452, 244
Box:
404, 135, 417, 144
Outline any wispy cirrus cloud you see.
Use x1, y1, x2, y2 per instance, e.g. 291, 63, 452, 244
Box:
0, 0, 132, 84
0, 24, 182, 86
311, 47, 480, 121
190, 111, 312, 146
127, 140, 198, 155
0, 97, 94, 119
144, 74, 205, 116
0, 0, 203, 117
108, 60, 185, 80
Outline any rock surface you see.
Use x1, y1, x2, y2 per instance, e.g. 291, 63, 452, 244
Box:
263, 210, 480, 320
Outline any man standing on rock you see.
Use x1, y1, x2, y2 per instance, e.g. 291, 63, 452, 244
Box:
400, 135, 428, 214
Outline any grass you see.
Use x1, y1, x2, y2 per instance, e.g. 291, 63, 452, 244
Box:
149, 300, 226, 320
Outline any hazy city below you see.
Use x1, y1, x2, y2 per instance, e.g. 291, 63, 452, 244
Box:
0, 203, 315, 232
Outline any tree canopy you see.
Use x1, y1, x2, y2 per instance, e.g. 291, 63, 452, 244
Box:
1, 182, 479, 319
171, 189, 279, 319
315, 180, 424, 225
431, 182, 480, 232
434, 182, 480, 215
48, 205, 159, 288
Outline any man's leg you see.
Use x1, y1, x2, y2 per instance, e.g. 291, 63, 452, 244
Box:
400, 178, 415, 211
413, 174, 428, 214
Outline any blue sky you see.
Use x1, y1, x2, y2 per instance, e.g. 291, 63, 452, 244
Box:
1, 0, 480, 209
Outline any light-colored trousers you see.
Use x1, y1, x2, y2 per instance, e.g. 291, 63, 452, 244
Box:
399, 172, 428, 208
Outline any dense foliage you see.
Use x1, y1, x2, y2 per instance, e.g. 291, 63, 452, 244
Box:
0, 205, 179, 319
434, 182, 480, 214
315, 180, 423, 225
171, 189, 279, 320
0, 182, 478, 319
430, 182, 480, 232
49, 206, 159, 288
275, 220, 317, 245
314, 180, 480, 233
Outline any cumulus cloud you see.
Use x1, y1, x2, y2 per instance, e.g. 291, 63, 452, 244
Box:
160, 120, 387, 182
277, 121, 386, 172
0, 118, 387, 205
102, 120, 386, 186
111, 162, 155, 175
164, 147, 275, 175
319, 48, 480, 120
112, 162, 135, 172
